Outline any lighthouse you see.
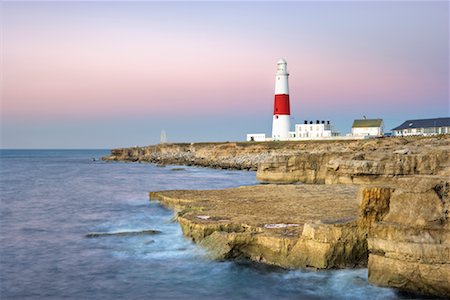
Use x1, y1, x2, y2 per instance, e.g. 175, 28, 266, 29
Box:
272, 58, 291, 140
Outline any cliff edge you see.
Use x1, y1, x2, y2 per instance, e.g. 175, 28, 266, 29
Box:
104, 136, 450, 184
105, 135, 450, 297
149, 184, 390, 269
368, 177, 450, 297
149, 178, 450, 297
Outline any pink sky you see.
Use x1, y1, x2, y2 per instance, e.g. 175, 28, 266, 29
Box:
1, 1, 449, 148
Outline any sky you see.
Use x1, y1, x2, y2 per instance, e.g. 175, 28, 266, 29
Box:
1, 1, 449, 149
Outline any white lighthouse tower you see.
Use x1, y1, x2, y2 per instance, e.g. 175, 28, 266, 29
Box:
272, 58, 291, 140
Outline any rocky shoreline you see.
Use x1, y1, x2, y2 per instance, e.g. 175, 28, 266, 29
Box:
150, 178, 449, 298
104, 136, 450, 297
103, 136, 450, 184
150, 184, 373, 269
102, 141, 272, 170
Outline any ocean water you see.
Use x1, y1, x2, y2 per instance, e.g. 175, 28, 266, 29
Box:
0, 150, 405, 299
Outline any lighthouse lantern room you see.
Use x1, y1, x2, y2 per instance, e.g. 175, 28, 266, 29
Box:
272, 58, 291, 140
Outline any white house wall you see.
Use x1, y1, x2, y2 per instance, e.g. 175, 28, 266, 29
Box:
352, 127, 382, 137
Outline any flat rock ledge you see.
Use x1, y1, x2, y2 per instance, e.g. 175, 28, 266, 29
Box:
150, 177, 450, 298
149, 184, 390, 269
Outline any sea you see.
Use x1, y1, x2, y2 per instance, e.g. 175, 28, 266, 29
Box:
0, 150, 412, 299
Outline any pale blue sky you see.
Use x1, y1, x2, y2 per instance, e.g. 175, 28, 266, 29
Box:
1, 1, 449, 148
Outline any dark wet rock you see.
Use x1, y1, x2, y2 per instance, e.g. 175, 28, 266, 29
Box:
85, 229, 161, 238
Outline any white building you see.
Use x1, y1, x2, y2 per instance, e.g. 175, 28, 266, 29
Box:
351, 118, 384, 137
391, 117, 450, 136
246, 133, 267, 142
295, 120, 340, 139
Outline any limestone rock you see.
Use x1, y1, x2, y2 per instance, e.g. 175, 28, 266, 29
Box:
150, 178, 450, 297
367, 177, 450, 298
256, 137, 449, 184
393, 148, 410, 155
103, 136, 450, 179
150, 184, 392, 269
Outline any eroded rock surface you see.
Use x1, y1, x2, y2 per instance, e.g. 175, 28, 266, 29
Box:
257, 137, 450, 184
103, 136, 450, 183
106, 136, 450, 297
103, 142, 278, 170
150, 180, 450, 297
367, 177, 450, 297
149, 184, 392, 269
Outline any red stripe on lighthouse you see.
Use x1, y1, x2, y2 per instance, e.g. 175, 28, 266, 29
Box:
273, 94, 290, 115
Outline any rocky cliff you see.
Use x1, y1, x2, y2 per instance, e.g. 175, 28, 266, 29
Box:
149, 184, 393, 270
256, 136, 450, 184
103, 142, 276, 170
150, 179, 450, 297
367, 177, 450, 297
104, 136, 450, 183
106, 136, 450, 297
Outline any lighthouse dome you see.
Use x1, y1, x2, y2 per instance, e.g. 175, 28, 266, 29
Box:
277, 58, 287, 64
